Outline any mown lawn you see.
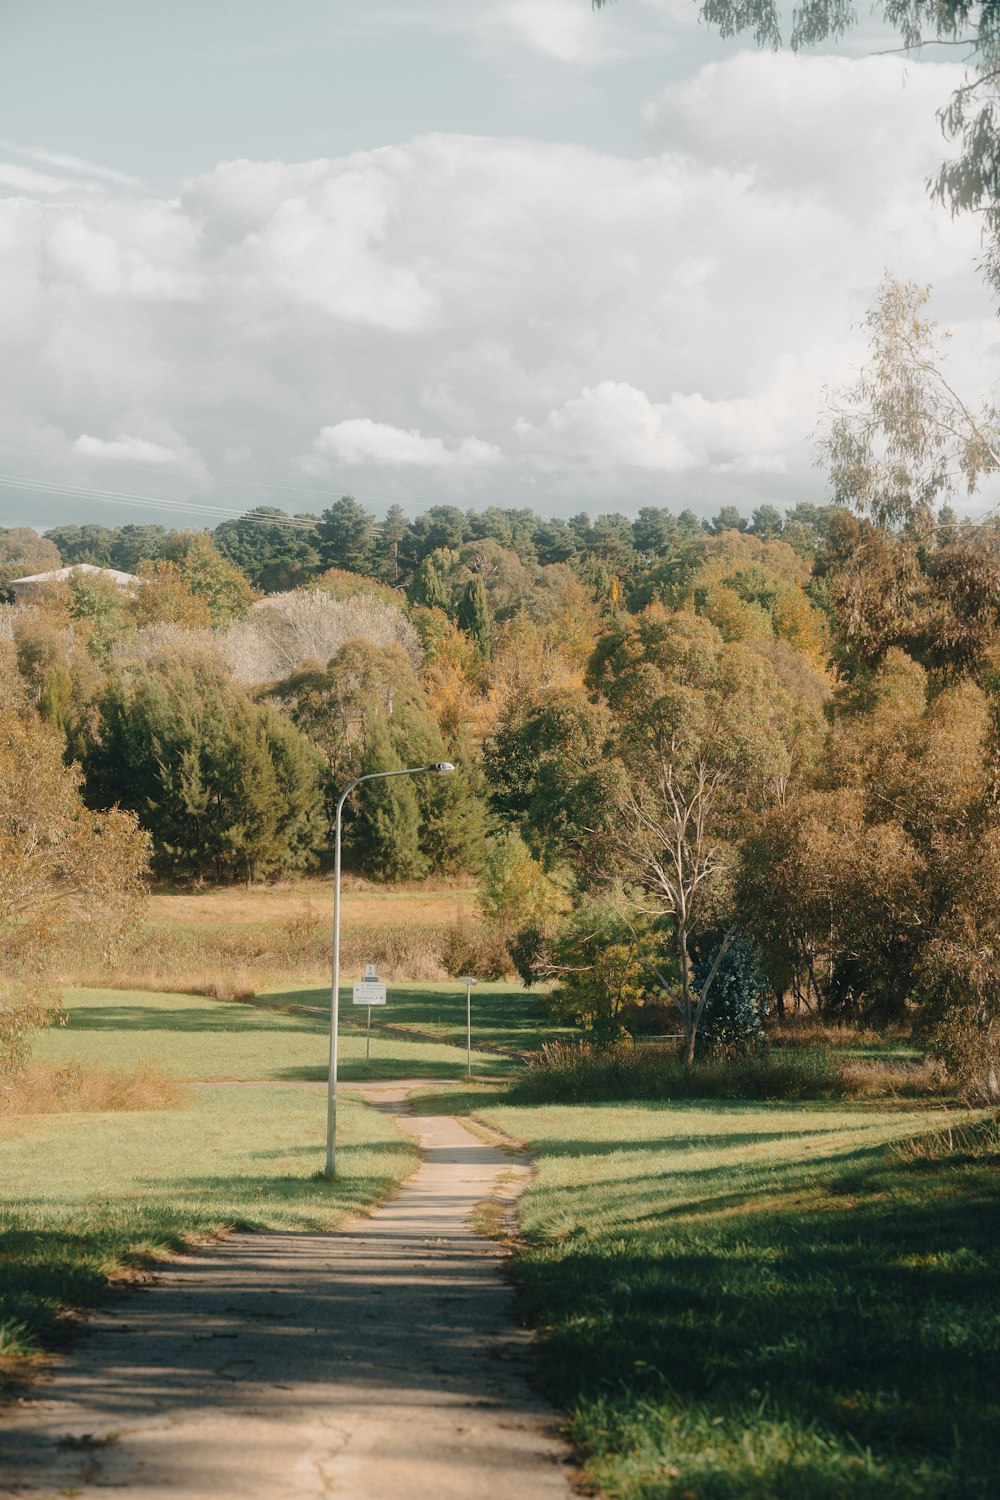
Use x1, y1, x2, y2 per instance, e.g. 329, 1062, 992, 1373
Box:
464, 1097, 1000, 1500
34, 986, 515, 1080
0, 1086, 416, 1368
266, 977, 569, 1057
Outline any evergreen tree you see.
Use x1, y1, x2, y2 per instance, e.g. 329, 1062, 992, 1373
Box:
348, 719, 427, 881
42, 524, 117, 566
694, 937, 769, 1055
375, 504, 411, 586
457, 575, 493, 659
83, 655, 325, 882
109, 524, 169, 572
317, 496, 377, 575
213, 508, 321, 592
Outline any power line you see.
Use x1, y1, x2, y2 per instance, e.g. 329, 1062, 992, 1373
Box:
0, 473, 324, 530
0, 441, 403, 513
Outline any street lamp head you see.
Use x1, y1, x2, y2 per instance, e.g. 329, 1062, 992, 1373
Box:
427, 762, 455, 773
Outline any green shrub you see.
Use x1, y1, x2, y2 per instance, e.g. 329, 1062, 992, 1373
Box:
510, 1039, 844, 1104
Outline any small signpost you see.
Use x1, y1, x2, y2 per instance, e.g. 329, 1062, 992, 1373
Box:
460, 976, 477, 1080
353, 963, 386, 1063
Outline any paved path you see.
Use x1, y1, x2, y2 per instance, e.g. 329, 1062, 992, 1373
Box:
0, 1082, 574, 1499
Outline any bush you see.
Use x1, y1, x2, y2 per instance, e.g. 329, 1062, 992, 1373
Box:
694, 936, 769, 1056
509, 1039, 845, 1105
440, 914, 511, 981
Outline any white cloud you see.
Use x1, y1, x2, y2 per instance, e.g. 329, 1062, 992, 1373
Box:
303, 419, 500, 471
0, 140, 143, 191
2, 55, 998, 529
0, 161, 101, 196
485, 0, 619, 65
71, 433, 191, 466
519, 371, 805, 474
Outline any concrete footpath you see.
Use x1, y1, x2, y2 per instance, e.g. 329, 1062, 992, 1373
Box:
0, 1082, 575, 1499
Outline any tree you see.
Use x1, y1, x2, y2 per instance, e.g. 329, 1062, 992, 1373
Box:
374, 504, 411, 585
632, 507, 677, 558
42, 524, 117, 566
0, 528, 61, 599
528, 900, 653, 1043
0, 646, 148, 1072
587, 605, 805, 1063
84, 653, 325, 882
109, 524, 169, 573
158, 532, 258, 623
213, 507, 321, 592
817, 277, 1000, 531
316, 496, 377, 575
457, 575, 493, 659
131, 560, 214, 629
750, 504, 784, 541
347, 718, 427, 881
693, 936, 769, 1055
707, 506, 747, 536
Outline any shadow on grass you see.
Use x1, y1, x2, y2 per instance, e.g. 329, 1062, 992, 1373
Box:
513, 1138, 1000, 1499
267, 983, 567, 1053
0, 1146, 411, 1363
62, 1004, 325, 1036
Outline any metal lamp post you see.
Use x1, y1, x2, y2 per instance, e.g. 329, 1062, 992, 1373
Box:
460, 976, 478, 1080
325, 762, 454, 1179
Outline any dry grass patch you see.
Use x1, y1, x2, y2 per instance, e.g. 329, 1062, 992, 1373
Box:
1, 1062, 185, 1116
147, 876, 475, 929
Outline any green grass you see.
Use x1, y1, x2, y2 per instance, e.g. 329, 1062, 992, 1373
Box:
265, 978, 570, 1057
34, 986, 517, 1081
452, 1096, 1000, 1500
0, 1085, 416, 1366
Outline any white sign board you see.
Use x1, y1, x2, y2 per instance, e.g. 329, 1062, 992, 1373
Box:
353, 980, 387, 1006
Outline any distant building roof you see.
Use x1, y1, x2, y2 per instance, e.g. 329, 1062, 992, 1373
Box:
11, 563, 140, 596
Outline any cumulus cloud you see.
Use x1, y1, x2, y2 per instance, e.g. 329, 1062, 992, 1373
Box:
1, 54, 997, 528
71, 433, 194, 466
518, 371, 804, 474
303, 419, 500, 471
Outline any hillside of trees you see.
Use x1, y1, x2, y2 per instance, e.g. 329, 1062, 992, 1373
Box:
3, 487, 998, 1088
3, 284, 1000, 1091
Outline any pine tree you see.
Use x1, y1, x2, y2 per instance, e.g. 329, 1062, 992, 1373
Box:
457, 575, 492, 659
317, 496, 377, 575
348, 719, 427, 881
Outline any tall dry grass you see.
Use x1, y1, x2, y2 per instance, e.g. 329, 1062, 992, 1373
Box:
0, 1062, 185, 1116
69, 912, 455, 1000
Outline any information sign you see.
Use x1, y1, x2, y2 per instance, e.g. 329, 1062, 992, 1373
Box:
352, 980, 387, 1006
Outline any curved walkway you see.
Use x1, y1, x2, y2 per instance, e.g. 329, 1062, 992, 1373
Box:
0, 1082, 574, 1500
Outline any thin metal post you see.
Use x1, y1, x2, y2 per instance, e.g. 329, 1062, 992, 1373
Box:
460, 976, 477, 1082
325, 764, 454, 1180
325, 785, 350, 1179
366, 1005, 372, 1064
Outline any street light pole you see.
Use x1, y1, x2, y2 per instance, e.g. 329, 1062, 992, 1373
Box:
325, 762, 454, 1179
460, 976, 478, 1081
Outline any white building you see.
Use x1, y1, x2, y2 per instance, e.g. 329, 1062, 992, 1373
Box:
10, 563, 140, 600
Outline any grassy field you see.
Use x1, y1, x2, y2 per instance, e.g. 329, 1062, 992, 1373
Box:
80, 877, 480, 994
148, 875, 475, 929
4, 976, 512, 1378
34, 986, 522, 1081
0, 1086, 417, 1370
265, 978, 570, 1057
442, 1095, 1000, 1500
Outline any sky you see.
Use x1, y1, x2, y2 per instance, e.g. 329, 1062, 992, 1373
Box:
1, 0, 999, 533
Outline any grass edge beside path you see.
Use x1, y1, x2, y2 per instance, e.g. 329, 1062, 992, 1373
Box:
0, 1085, 418, 1392
456, 1096, 1000, 1500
